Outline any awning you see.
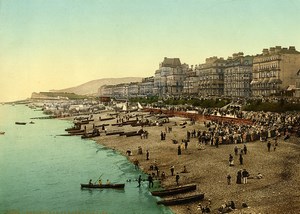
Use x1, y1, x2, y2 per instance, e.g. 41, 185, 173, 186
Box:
263, 78, 270, 83
256, 79, 262, 84
287, 85, 296, 91
269, 78, 282, 84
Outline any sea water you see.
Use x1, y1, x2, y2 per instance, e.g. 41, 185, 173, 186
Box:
0, 105, 172, 214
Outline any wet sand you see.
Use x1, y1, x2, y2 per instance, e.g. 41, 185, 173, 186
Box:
66, 110, 300, 214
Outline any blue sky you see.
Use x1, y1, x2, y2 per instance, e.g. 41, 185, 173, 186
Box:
1, 0, 300, 101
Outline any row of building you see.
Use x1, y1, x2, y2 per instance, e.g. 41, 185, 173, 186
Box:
99, 46, 300, 99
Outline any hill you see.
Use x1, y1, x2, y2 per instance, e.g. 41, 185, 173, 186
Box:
51, 77, 143, 96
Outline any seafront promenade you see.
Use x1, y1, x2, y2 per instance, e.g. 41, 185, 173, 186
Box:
58, 107, 300, 214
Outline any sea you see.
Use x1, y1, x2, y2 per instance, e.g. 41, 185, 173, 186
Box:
0, 104, 173, 214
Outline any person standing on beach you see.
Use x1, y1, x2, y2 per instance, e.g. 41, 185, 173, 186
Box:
148, 174, 154, 188
184, 139, 188, 150
161, 171, 166, 180
215, 137, 219, 148
236, 170, 242, 184
234, 146, 238, 155
242, 169, 249, 184
243, 144, 248, 155
267, 141, 271, 152
146, 150, 149, 160
227, 174, 231, 185
239, 154, 243, 165
178, 145, 181, 155
170, 165, 175, 176
176, 173, 180, 185
229, 154, 234, 166
138, 175, 142, 187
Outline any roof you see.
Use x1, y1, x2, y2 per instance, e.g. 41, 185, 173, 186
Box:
161, 57, 182, 68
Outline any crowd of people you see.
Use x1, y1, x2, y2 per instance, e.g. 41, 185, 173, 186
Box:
121, 105, 300, 213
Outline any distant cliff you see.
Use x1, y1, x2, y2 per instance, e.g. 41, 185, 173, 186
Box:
51, 77, 143, 96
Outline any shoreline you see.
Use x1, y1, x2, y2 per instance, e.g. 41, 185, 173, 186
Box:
61, 110, 300, 214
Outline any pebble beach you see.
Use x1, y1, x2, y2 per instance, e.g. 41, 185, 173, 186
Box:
65, 110, 300, 214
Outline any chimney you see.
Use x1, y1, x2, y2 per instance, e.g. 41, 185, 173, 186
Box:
232, 53, 238, 59
269, 47, 275, 54
262, 48, 269, 55
275, 46, 281, 53
289, 46, 296, 51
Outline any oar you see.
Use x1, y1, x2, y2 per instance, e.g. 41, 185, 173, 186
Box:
94, 173, 104, 184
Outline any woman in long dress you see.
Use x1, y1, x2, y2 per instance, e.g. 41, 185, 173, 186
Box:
236, 170, 242, 184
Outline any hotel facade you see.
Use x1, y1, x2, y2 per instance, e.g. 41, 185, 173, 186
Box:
99, 46, 300, 99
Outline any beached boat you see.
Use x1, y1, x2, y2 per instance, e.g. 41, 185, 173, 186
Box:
105, 131, 125, 136
81, 133, 100, 139
125, 132, 142, 137
67, 129, 85, 134
151, 184, 197, 197
65, 126, 81, 131
119, 131, 137, 136
124, 129, 145, 137
156, 193, 204, 206
74, 120, 89, 125
15, 122, 26, 125
80, 183, 125, 189
99, 117, 115, 121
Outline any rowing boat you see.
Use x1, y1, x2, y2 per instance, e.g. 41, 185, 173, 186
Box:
80, 183, 125, 189
157, 193, 204, 206
15, 122, 26, 125
67, 129, 85, 134
151, 184, 197, 197
81, 133, 100, 139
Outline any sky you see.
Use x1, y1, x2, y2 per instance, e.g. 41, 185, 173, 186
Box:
1, 0, 300, 102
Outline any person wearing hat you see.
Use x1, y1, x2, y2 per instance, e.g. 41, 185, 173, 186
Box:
242, 169, 249, 184
175, 173, 180, 185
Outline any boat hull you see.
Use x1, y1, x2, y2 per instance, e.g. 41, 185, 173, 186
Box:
151, 184, 197, 197
157, 193, 204, 206
81, 133, 100, 139
15, 122, 26, 125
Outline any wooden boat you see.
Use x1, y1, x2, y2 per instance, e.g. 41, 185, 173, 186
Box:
151, 184, 197, 197
74, 120, 89, 125
100, 117, 115, 121
157, 193, 204, 206
119, 131, 137, 136
57, 132, 86, 136
124, 129, 145, 137
80, 183, 125, 189
125, 132, 142, 137
105, 131, 125, 136
81, 133, 100, 139
67, 129, 84, 134
65, 126, 81, 131
15, 122, 26, 125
